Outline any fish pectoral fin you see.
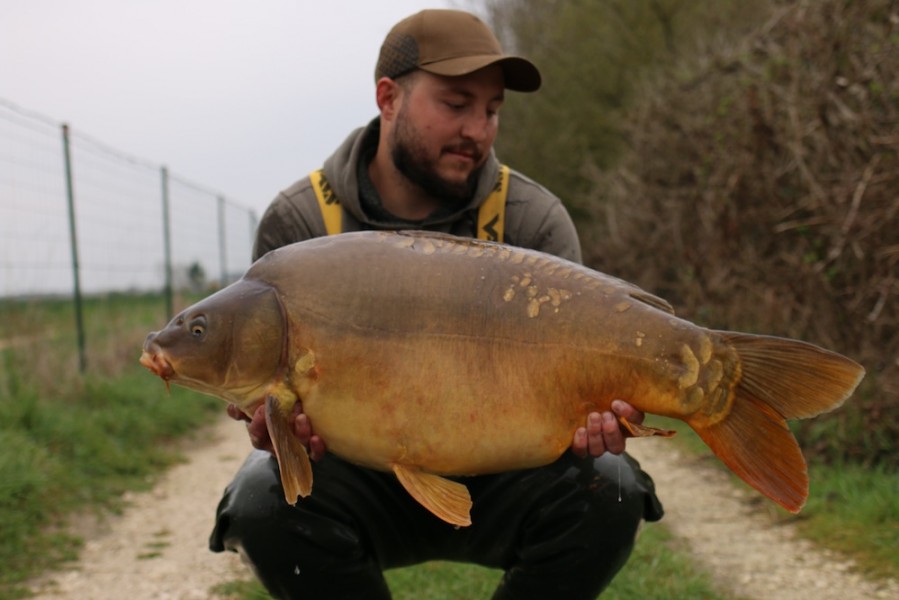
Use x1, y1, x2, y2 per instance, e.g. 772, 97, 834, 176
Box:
618, 416, 677, 438
392, 464, 472, 528
265, 395, 313, 505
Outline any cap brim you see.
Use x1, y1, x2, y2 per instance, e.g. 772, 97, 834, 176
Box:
420, 55, 542, 92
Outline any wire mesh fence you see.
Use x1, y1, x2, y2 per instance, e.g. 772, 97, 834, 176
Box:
0, 98, 257, 371
0, 98, 257, 298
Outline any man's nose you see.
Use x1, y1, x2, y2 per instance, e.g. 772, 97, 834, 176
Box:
460, 113, 492, 143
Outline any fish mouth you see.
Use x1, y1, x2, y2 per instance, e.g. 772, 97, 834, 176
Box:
140, 349, 175, 381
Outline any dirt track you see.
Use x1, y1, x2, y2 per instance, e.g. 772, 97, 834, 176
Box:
29, 415, 899, 600
29, 416, 250, 600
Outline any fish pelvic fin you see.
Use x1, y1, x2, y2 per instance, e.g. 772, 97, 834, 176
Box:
265, 395, 313, 505
392, 464, 472, 527
692, 332, 865, 513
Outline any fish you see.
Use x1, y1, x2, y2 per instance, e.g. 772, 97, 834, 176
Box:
140, 230, 864, 527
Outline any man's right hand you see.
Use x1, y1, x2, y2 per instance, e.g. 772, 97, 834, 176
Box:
226, 401, 327, 461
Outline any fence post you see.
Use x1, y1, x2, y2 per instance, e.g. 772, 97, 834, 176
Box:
249, 209, 258, 259
61, 123, 87, 373
217, 195, 227, 286
160, 166, 174, 320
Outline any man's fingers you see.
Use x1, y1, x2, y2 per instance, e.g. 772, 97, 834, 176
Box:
575, 404, 640, 458
600, 411, 626, 455
246, 404, 273, 452
226, 403, 249, 422
572, 427, 588, 458
295, 413, 312, 445
586, 413, 606, 457
308, 435, 326, 462
610, 399, 645, 426
294, 411, 327, 461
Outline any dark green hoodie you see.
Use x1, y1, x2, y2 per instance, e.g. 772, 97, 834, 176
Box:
253, 118, 581, 263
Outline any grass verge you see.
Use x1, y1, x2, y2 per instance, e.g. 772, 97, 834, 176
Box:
0, 295, 220, 600
799, 461, 899, 580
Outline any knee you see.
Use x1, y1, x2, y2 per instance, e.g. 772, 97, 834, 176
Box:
589, 452, 664, 524
209, 450, 287, 554
531, 453, 660, 565
210, 451, 370, 563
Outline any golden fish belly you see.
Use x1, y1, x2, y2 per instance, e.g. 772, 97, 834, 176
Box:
291, 324, 708, 476
294, 334, 590, 475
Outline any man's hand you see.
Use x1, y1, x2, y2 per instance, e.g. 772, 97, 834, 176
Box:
572, 400, 644, 458
226, 400, 327, 461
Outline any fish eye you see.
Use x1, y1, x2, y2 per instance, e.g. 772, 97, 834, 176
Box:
188, 316, 207, 338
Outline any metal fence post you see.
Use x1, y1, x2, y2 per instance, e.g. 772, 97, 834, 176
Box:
217, 195, 227, 286
160, 166, 174, 320
62, 123, 87, 373
249, 209, 258, 259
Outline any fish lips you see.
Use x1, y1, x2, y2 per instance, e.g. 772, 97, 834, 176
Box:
140, 334, 175, 381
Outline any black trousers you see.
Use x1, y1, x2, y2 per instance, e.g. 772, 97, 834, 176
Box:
210, 449, 663, 600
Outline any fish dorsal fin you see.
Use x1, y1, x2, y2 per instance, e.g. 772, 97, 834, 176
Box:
629, 288, 675, 314
265, 395, 313, 505
392, 464, 473, 527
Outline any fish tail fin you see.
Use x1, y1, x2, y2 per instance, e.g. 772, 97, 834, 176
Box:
691, 332, 864, 513
265, 395, 313, 505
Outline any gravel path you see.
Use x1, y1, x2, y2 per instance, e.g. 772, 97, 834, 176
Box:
29, 417, 899, 600
626, 441, 899, 600
30, 416, 251, 600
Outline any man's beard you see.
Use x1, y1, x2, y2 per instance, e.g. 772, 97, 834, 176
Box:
390, 109, 482, 208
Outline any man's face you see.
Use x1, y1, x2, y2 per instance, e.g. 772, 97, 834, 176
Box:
389, 66, 505, 205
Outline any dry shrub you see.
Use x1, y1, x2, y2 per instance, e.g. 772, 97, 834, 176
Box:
583, 0, 899, 466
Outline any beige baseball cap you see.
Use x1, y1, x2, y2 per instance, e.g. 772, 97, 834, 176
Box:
375, 9, 542, 92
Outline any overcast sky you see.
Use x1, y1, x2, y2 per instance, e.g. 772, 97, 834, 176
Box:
1, 0, 465, 219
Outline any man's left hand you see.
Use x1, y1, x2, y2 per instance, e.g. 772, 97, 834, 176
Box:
572, 399, 644, 458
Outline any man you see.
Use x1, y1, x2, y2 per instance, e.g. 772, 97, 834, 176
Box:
210, 9, 662, 599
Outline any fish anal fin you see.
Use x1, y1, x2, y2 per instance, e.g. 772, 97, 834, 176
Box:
265, 395, 313, 505
691, 395, 807, 513
392, 464, 472, 527
619, 416, 677, 438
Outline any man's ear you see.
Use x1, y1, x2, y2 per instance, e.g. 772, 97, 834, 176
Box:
375, 77, 403, 122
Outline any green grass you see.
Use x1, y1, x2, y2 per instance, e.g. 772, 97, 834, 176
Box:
0, 294, 220, 599
213, 522, 735, 600
798, 462, 899, 579
0, 365, 220, 599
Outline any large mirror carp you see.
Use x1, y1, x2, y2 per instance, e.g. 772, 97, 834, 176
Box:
141, 231, 864, 526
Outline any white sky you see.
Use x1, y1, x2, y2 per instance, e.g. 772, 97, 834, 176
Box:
1, 0, 464, 219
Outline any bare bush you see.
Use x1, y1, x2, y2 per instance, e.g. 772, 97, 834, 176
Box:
584, 0, 899, 465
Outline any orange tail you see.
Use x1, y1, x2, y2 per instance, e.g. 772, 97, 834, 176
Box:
690, 332, 865, 513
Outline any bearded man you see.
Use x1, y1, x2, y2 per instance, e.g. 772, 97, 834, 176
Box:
210, 9, 662, 600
